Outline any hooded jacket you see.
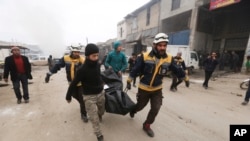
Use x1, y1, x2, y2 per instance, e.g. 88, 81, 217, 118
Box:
105, 41, 127, 73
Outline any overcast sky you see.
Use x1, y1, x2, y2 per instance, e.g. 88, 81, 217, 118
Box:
0, 0, 149, 57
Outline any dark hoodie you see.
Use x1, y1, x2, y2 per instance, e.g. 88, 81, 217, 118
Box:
66, 58, 103, 100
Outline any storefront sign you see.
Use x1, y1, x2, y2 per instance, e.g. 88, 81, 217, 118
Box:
209, 0, 241, 10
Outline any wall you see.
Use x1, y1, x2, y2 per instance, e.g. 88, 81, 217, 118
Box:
125, 1, 160, 35
193, 31, 213, 53
137, 2, 160, 32
117, 20, 127, 41
161, 0, 195, 20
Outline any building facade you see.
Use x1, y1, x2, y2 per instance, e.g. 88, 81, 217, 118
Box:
121, 0, 250, 70
124, 0, 161, 56
161, 0, 250, 70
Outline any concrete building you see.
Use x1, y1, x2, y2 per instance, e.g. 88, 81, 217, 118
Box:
161, 0, 250, 70
117, 20, 127, 42
124, 0, 161, 55
118, 0, 250, 70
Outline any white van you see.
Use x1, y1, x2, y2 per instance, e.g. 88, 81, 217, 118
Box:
29, 55, 49, 66
166, 45, 199, 72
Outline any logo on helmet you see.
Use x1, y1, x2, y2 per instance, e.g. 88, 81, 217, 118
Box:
153, 33, 169, 44
70, 43, 82, 52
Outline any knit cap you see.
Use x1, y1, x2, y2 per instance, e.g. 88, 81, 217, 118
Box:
85, 43, 99, 56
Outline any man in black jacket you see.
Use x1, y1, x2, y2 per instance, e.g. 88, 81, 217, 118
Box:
3, 46, 32, 104
203, 52, 218, 89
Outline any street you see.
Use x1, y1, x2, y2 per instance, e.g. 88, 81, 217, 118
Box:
0, 66, 249, 141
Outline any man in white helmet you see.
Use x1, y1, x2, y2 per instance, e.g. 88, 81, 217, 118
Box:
44, 44, 88, 122
127, 33, 182, 137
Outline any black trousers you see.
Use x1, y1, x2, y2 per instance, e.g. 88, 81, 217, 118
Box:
170, 74, 183, 89
71, 86, 87, 115
203, 71, 213, 87
132, 88, 163, 124
244, 90, 250, 102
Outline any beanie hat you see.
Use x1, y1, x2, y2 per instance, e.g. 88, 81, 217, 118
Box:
85, 43, 99, 56
113, 41, 121, 50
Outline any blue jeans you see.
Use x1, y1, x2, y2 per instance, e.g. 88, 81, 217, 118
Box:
12, 74, 29, 100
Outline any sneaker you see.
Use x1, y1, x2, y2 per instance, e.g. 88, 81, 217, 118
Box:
24, 99, 29, 103
143, 123, 154, 137
97, 135, 104, 141
241, 101, 248, 105
81, 114, 88, 123
17, 99, 21, 104
129, 111, 135, 118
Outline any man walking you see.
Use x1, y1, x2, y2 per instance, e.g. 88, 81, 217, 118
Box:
47, 55, 53, 71
4, 46, 32, 104
203, 52, 218, 89
128, 53, 137, 87
127, 33, 181, 137
105, 41, 127, 89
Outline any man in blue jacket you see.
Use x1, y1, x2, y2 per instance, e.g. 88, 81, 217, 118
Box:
105, 41, 127, 88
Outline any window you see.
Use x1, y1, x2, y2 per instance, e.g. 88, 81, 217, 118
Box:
146, 7, 150, 26
191, 52, 198, 61
171, 0, 181, 11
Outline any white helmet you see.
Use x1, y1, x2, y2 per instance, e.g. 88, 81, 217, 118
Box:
153, 33, 169, 44
70, 43, 82, 52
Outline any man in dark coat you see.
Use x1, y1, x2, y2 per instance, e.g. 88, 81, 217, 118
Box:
203, 52, 218, 89
3, 46, 32, 104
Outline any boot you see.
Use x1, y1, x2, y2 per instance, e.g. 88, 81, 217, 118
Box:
143, 122, 154, 137
97, 135, 104, 141
241, 101, 248, 105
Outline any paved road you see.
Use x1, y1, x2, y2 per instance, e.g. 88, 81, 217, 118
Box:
0, 66, 249, 141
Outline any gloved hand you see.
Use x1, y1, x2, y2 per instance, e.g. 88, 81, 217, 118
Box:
45, 73, 51, 83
